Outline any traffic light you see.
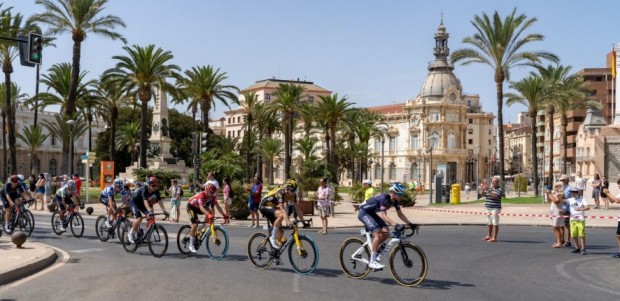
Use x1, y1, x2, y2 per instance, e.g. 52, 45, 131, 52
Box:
200, 132, 208, 153
27, 32, 43, 65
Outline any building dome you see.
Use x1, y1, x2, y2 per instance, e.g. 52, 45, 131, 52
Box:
418, 20, 462, 100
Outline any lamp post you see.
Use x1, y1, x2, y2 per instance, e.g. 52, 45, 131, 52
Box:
66, 119, 76, 175
377, 124, 388, 193
475, 144, 481, 199
427, 136, 437, 203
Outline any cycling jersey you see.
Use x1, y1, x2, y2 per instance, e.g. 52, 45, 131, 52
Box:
1, 183, 26, 208
260, 187, 295, 208
99, 185, 122, 205
359, 193, 400, 213
188, 191, 212, 208
129, 185, 162, 218
55, 184, 77, 199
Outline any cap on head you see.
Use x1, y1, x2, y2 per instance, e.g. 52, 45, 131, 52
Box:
570, 186, 579, 192
362, 179, 372, 185
559, 174, 569, 181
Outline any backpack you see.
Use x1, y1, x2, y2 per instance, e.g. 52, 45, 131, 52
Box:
178, 186, 184, 198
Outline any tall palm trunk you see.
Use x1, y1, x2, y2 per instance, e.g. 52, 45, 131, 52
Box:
246, 113, 252, 181
529, 111, 539, 196
110, 107, 118, 163
3, 62, 16, 175
284, 113, 292, 180
67, 39, 82, 116
330, 125, 338, 182
561, 115, 568, 174
495, 78, 505, 189
201, 99, 211, 133
2, 111, 6, 178
138, 89, 151, 168
547, 108, 555, 183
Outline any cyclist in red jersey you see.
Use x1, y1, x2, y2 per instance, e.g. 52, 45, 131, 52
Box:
186, 185, 227, 253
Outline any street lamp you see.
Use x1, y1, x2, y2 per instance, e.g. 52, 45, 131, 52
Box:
475, 144, 481, 199
66, 119, 76, 175
427, 136, 437, 203
377, 124, 388, 193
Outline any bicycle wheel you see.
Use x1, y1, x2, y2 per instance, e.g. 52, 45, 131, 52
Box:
288, 234, 319, 275
95, 216, 110, 242
247, 232, 274, 269
205, 225, 229, 260
16, 214, 33, 237
339, 237, 371, 279
388, 242, 428, 287
116, 218, 130, 243
70, 213, 84, 238
24, 209, 35, 231
147, 224, 168, 258
176, 225, 192, 256
50, 211, 63, 235
121, 224, 138, 253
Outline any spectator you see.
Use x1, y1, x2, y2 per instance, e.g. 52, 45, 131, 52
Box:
574, 172, 586, 197
559, 174, 572, 246
167, 179, 181, 222
602, 178, 620, 258
35, 174, 46, 211
464, 183, 471, 199
363, 179, 375, 202
222, 177, 232, 224
601, 176, 610, 210
409, 180, 416, 192
482, 176, 503, 242
568, 186, 590, 255
591, 174, 601, 209
546, 181, 566, 248
248, 175, 263, 228
28, 175, 37, 200
316, 177, 331, 234
203, 172, 224, 220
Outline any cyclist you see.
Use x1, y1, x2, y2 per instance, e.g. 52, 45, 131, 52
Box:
259, 179, 299, 249
126, 176, 167, 244
358, 183, 417, 269
1, 175, 30, 232
54, 179, 81, 232
99, 178, 125, 227
185, 186, 227, 253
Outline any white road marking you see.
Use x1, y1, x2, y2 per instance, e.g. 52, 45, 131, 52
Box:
69, 248, 106, 253
292, 273, 300, 292
556, 257, 620, 297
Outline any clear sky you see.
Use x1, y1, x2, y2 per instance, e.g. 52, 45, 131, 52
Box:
4, 0, 618, 123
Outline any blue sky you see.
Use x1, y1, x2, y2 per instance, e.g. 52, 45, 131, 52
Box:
5, 0, 618, 123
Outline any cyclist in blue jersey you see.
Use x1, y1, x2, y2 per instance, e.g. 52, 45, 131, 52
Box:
54, 180, 81, 232
126, 176, 167, 243
99, 178, 125, 227
357, 183, 417, 269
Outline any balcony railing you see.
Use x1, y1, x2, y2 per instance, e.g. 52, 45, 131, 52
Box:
576, 156, 594, 162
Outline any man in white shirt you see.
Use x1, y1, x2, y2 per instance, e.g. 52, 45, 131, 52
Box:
203, 172, 224, 219
602, 178, 620, 258
574, 172, 586, 197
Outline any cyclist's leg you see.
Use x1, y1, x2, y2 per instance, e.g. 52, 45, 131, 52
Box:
1, 195, 11, 227
273, 208, 285, 242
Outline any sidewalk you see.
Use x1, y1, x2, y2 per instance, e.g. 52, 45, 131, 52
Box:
2, 187, 617, 287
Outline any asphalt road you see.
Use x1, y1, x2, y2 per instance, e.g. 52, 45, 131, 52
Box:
1, 217, 619, 301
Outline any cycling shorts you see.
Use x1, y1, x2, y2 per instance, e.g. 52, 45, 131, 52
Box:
100, 196, 116, 206
130, 199, 149, 218
187, 205, 204, 223
54, 194, 74, 211
358, 209, 387, 233
259, 206, 279, 224
0, 195, 11, 209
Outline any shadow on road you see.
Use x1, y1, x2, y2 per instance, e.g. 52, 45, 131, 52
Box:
416, 278, 476, 290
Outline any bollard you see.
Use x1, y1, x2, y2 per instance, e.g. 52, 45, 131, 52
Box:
11, 231, 27, 248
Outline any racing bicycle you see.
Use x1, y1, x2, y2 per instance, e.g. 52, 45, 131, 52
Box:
51, 203, 84, 238
121, 212, 169, 258
177, 218, 229, 260
338, 224, 428, 287
247, 219, 319, 275
0, 198, 35, 237
95, 205, 131, 243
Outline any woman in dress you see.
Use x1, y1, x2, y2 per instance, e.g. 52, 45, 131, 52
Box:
591, 174, 601, 209
546, 181, 566, 248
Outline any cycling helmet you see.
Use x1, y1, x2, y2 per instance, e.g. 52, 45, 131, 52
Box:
17, 174, 25, 182
389, 183, 406, 196
9, 175, 18, 183
134, 181, 143, 188
67, 180, 77, 191
113, 178, 124, 188
285, 179, 297, 191
146, 176, 158, 186
206, 183, 217, 193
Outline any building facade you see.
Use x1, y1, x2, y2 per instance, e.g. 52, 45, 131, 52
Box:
503, 113, 533, 179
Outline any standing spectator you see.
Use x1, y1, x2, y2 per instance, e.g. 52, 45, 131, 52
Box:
73, 173, 82, 204
559, 174, 572, 246
222, 177, 232, 224
316, 177, 331, 234
482, 176, 503, 242
167, 179, 182, 222
362, 179, 375, 202
546, 182, 566, 248
35, 174, 46, 211
464, 183, 471, 199
568, 187, 590, 255
248, 175, 263, 228
600, 176, 610, 210
28, 175, 37, 200
591, 174, 601, 209
602, 178, 620, 258
574, 172, 586, 197
409, 179, 416, 192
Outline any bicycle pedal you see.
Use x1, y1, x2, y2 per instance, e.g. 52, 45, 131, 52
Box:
371, 268, 383, 272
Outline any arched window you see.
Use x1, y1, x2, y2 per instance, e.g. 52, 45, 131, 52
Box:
430, 132, 440, 149
447, 132, 456, 149
49, 159, 57, 176
410, 134, 419, 150
374, 164, 381, 179
410, 163, 419, 180
389, 163, 396, 180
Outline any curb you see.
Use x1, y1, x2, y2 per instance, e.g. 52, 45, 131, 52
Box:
0, 241, 58, 286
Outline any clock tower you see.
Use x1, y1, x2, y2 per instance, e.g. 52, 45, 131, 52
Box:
149, 85, 172, 158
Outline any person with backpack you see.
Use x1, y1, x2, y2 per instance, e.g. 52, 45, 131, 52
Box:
167, 179, 182, 222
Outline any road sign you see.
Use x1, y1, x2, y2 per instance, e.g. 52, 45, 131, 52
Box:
81, 159, 88, 164
80, 154, 88, 160
87, 152, 97, 157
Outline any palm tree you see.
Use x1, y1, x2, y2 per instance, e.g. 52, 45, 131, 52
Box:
31, 0, 126, 116
17, 125, 49, 174
42, 114, 87, 175
505, 74, 548, 196
252, 102, 279, 178
0, 82, 27, 177
451, 8, 558, 188
269, 83, 305, 180
103, 44, 181, 168
176, 65, 238, 134
315, 93, 355, 181
241, 91, 258, 181
97, 76, 130, 164
115, 122, 140, 164
24, 63, 94, 112
260, 138, 284, 185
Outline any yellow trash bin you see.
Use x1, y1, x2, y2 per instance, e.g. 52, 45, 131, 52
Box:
451, 184, 461, 204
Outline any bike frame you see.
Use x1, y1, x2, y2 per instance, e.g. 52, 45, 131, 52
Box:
263, 221, 306, 256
